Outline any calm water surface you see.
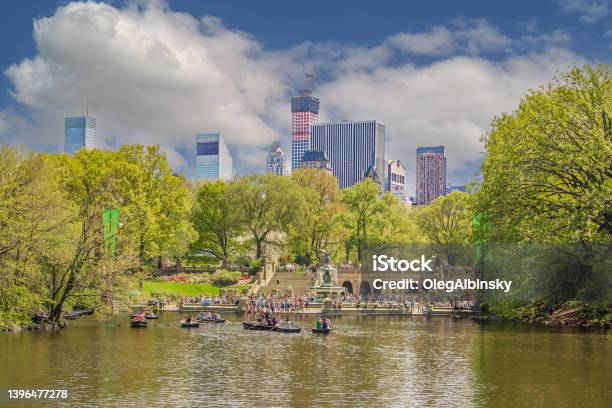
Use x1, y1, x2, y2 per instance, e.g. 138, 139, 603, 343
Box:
1, 314, 610, 407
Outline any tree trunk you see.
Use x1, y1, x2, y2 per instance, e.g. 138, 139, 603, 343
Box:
255, 239, 262, 259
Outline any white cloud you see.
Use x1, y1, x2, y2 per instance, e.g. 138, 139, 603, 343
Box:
522, 30, 572, 47
557, 0, 610, 23
387, 20, 512, 56
1, 1, 586, 189
388, 26, 455, 56
4, 0, 295, 170
316, 48, 582, 190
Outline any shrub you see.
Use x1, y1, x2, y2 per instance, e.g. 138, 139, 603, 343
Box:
248, 258, 262, 275
211, 270, 241, 286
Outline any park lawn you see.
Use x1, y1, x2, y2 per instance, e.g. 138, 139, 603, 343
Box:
140, 280, 249, 297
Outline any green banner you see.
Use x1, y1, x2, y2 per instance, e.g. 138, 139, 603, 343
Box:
103, 208, 120, 257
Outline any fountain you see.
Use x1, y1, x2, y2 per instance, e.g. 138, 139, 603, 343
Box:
310, 250, 346, 299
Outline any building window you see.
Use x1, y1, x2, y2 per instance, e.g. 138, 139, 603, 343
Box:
197, 142, 219, 156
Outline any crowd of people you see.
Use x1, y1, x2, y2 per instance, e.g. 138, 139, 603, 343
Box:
241, 295, 313, 314
150, 291, 478, 315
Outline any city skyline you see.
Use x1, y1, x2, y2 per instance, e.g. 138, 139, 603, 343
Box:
0, 0, 610, 193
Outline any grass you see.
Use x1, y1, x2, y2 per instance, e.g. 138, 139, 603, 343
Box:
138, 280, 249, 297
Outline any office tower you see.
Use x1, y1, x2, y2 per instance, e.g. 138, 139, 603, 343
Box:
416, 146, 446, 205
266, 141, 287, 176
386, 159, 408, 204
310, 120, 385, 190
291, 89, 319, 171
299, 150, 332, 171
195, 133, 233, 181
64, 116, 96, 154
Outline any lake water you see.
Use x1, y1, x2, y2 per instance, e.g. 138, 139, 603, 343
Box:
1, 314, 610, 407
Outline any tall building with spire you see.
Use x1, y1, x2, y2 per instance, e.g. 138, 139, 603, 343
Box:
291, 89, 319, 171
266, 141, 287, 176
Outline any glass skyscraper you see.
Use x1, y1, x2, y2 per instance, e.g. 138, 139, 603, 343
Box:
310, 120, 385, 190
195, 133, 233, 181
64, 116, 96, 154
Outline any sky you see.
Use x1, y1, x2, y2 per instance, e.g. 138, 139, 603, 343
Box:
0, 0, 610, 194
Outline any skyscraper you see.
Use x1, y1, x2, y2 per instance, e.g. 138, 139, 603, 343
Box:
311, 120, 385, 190
195, 133, 233, 181
64, 116, 96, 154
416, 146, 446, 205
291, 89, 319, 171
386, 159, 408, 205
266, 141, 287, 176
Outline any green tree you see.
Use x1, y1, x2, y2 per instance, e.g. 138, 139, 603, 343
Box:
228, 174, 304, 259
340, 179, 385, 262
43, 149, 121, 322
0, 147, 64, 326
290, 169, 343, 264
190, 180, 242, 265
476, 65, 611, 243
415, 192, 473, 265
116, 145, 196, 270
416, 192, 472, 244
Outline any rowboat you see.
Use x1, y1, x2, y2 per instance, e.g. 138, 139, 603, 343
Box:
144, 314, 159, 319
197, 313, 225, 323
242, 321, 274, 330
311, 328, 331, 334
180, 321, 200, 328
198, 318, 225, 323
130, 320, 148, 328
273, 322, 301, 333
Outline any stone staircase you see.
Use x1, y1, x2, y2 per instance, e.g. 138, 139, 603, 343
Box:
254, 270, 315, 296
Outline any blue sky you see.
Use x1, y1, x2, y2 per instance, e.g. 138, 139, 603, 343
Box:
0, 0, 610, 192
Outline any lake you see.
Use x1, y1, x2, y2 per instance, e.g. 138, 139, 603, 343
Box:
1, 314, 610, 407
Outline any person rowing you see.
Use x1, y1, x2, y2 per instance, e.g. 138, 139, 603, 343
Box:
185, 313, 193, 323
134, 312, 146, 321
314, 317, 322, 330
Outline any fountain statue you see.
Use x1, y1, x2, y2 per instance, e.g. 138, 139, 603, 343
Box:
310, 250, 345, 298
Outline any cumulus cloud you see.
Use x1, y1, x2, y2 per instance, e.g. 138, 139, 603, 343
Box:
557, 0, 610, 23
1, 0, 586, 190
387, 19, 512, 56
316, 48, 583, 190
4, 0, 296, 170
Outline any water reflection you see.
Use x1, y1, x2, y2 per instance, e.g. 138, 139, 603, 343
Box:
1, 315, 610, 407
